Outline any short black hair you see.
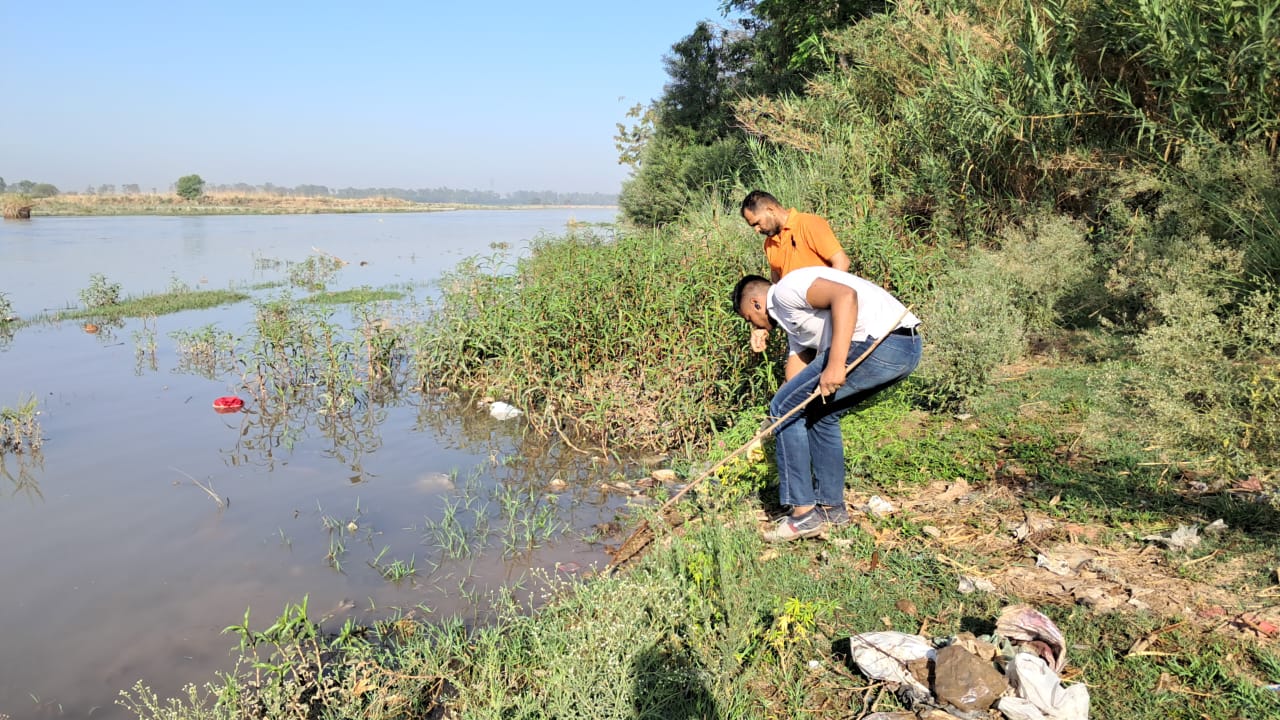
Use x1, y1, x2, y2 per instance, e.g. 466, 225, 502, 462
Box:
731, 274, 771, 316
740, 190, 779, 216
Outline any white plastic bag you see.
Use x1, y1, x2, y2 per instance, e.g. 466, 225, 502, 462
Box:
488, 401, 523, 420
999, 652, 1090, 720
847, 631, 935, 695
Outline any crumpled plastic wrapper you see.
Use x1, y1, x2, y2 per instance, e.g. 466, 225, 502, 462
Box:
847, 631, 935, 696
997, 652, 1090, 720
996, 604, 1067, 673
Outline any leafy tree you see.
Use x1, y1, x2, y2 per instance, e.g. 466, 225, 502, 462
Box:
30, 183, 59, 198
14, 180, 35, 194
122, 184, 140, 194
660, 21, 739, 143
723, 0, 886, 95
615, 103, 657, 169
0, 177, 6, 193
98, 184, 116, 195
176, 174, 205, 200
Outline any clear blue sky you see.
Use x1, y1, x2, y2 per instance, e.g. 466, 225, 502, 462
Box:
1, 1, 730, 194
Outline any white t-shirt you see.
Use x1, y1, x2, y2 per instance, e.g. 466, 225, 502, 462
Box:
766, 266, 920, 356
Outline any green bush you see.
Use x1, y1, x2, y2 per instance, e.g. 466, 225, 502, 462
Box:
619, 131, 748, 227
176, 174, 205, 201
413, 221, 771, 452
1125, 237, 1280, 476
992, 212, 1098, 331
79, 273, 122, 309
915, 252, 1026, 407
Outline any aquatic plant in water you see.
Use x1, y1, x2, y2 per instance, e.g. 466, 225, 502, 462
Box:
0, 396, 42, 454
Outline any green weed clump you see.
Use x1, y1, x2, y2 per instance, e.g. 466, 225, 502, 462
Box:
241, 296, 408, 416
287, 255, 345, 291
991, 213, 1098, 332
0, 291, 15, 350
1124, 254, 1280, 478
0, 396, 42, 454
170, 325, 238, 379
413, 223, 772, 452
79, 273, 122, 309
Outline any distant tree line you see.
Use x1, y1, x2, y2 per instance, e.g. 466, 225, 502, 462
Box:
0, 175, 615, 206
0, 178, 61, 197
204, 182, 617, 205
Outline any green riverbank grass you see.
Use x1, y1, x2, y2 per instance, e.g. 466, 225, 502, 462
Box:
120, 357, 1280, 719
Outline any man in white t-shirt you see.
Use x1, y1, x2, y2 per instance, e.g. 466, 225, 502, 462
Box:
732, 267, 922, 541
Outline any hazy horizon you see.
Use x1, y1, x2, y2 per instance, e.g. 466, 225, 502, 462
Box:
1, 1, 728, 195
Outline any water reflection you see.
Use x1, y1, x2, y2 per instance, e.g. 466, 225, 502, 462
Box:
0, 450, 44, 501
180, 216, 207, 256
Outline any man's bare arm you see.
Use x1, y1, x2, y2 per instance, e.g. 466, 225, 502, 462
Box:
805, 278, 858, 395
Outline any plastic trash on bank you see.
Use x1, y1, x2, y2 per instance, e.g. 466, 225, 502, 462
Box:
844, 605, 1089, 720
848, 631, 935, 698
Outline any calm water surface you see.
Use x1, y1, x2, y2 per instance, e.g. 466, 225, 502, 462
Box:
0, 210, 625, 719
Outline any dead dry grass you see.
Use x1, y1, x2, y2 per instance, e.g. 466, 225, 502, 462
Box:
842, 477, 1280, 645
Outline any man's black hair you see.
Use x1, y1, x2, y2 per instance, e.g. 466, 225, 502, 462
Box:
731, 274, 772, 316
740, 190, 779, 216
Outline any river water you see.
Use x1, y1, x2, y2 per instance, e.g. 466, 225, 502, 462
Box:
0, 209, 622, 719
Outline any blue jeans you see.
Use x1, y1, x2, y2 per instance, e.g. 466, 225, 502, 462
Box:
769, 332, 922, 508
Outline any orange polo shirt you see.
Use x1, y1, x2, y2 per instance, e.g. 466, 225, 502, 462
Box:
763, 209, 845, 279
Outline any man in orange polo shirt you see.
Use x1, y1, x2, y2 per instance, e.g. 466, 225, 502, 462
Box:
740, 190, 851, 356
741, 190, 851, 282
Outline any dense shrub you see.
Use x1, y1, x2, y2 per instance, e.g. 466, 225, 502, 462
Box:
413, 222, 772, 452
992, 213, 1098, 331
1123, 238, 1280, 476
915, 252, 1025, 408
619, 132, 749, 227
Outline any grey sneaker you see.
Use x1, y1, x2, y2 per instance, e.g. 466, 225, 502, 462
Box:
819, 503, 851, 527
762, 508, 825, 542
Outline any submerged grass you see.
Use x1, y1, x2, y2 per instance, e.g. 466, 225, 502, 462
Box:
58, 288, 250, 320
304, 287, 405, 304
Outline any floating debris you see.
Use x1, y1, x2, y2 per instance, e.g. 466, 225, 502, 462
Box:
488, 401, 523, 420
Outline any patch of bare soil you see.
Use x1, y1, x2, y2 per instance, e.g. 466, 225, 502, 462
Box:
846, 478, 1280, 644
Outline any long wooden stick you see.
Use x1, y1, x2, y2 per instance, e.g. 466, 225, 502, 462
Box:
605, 308, 913, 573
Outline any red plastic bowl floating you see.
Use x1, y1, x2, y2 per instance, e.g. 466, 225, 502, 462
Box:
212, 396, 245, 413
